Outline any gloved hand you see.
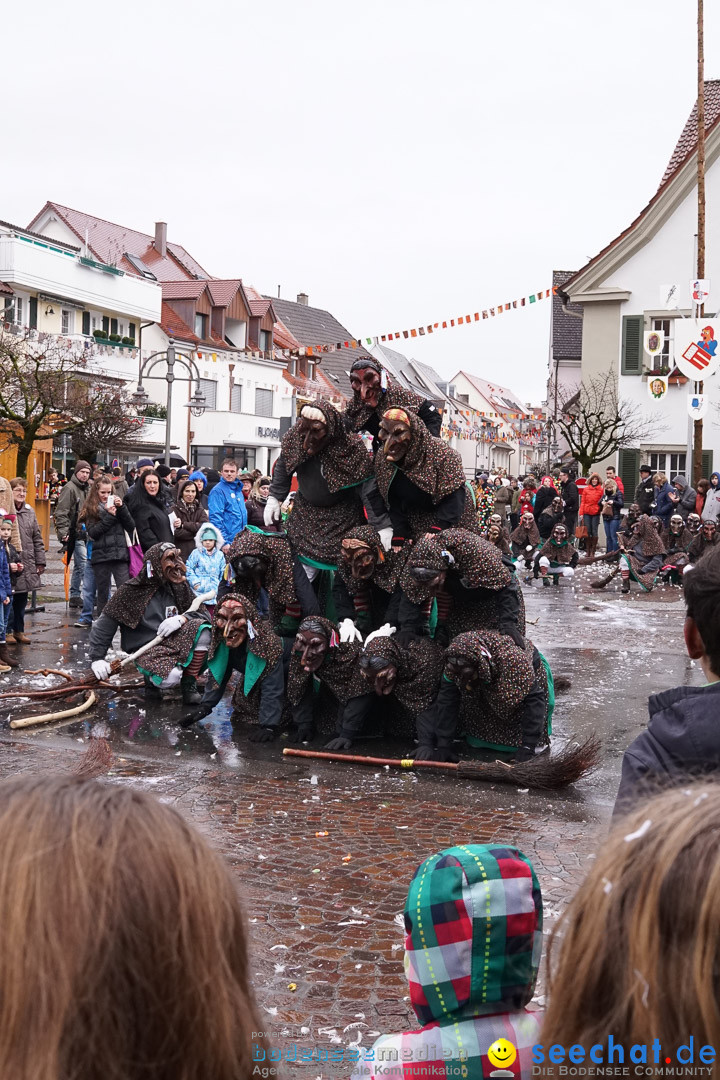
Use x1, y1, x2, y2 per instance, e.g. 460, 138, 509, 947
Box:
91, 659, 112, 681
413, 744, 459, 763
513, 744, 536, 764
179, 703, 212, 729
378, 527, 394, 552
363, 624, 396, 647
325, 735, 353, 752
157, 613, 186, 638
248, 726, 278, 743
291, 722, 315, 744
264, 496, 281, 528
338, 618, 362, 644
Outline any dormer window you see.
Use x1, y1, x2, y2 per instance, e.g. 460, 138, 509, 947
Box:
194, 313, 208, 339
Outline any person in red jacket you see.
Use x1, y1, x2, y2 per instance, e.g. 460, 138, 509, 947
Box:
579, 472, 604, 559
606, 465, 624, 494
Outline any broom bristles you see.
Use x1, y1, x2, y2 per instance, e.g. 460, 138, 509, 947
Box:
73, 738, 114, 779
456, 735, 601, 791
553, 675, 572, 693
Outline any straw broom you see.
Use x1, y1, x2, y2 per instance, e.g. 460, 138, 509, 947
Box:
283, 735, 601, 791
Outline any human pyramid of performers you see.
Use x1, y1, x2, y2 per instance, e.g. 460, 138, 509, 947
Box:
83, 357, 603, 765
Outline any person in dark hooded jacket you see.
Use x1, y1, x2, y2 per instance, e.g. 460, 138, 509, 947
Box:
669, 474, 697, 520
613, 545, 720, 817
132, 471, 178, 553
353, 844, 543, 1080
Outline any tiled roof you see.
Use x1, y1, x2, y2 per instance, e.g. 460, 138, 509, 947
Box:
207, 279, 242, 307
244, 283, 276, 320
161, 280, 208, 301
455, 371, 528, 415
660, 80, 720, 187
551, 270, 583, 359
272, 317, 301, 350
268, 296, 372, 399
0, 280, 14, 295
562, 82, 720, 294
27, 203, 211, 282
160, 301, 198, 344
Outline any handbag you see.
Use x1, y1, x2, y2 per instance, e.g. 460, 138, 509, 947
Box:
601, 502, 615, 519
125, 529, 144, 578
575, 524, 588, 539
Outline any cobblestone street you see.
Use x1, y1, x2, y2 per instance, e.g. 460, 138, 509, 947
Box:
0, 554, 701, 1074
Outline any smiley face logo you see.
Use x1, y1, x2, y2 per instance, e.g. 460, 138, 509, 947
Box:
487, 1038, 517, 1070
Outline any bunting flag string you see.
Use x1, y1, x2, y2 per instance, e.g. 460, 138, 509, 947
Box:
272, 285, 555, 358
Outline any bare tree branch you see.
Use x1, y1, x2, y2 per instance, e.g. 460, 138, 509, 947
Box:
553, 370, 666, 475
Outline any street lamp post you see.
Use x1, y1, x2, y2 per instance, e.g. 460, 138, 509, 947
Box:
130, 339, 207, 465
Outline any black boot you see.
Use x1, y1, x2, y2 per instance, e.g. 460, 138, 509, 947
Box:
143, 675, 163, 700
181, 675, 202, 705
621, 577, 630, 594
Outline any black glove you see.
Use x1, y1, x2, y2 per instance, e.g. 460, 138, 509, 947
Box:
248, 726, 278, 743
503, 626, 526, 650
513, 744, 536, 764
413, 744, 459, 763
179, 704, 212, 729
325, 736, 353, 752
291, 722, 315, 744
433, 623, 450, 648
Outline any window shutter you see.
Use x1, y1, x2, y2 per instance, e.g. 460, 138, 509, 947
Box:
618, 449, 640, 497
702, 450, 714, 478
230, 384, 242, 413
82, 311, 90, 336
621, 315, 643, 375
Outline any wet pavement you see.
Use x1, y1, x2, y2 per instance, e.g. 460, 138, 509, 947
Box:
0, 554, 700, 1074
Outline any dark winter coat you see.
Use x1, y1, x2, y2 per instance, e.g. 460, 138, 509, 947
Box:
13, 503, 46, 592
634, 475, 655, 515
86, 503, 136, 564
172, 485, 209, 561
532, 483, 559, 521
670, 475, 697, 519
599, 489, 624, 520
132, 488, 175, 553
654, 481, 674, 527
614, 682, 720, 817
246, 496, 273, 530
53, 472, 89, 542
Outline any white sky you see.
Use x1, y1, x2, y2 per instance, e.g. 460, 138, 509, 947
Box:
6, 0, 717, 403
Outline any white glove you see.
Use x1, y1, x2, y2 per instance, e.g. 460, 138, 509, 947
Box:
363, 624, 396, 648
91, 659, 112, 681
378, 527, 393, 552
157, 613, 186, 638
264, 496, 282, 527
339, 618, 363, 644
162, 665, 184, 687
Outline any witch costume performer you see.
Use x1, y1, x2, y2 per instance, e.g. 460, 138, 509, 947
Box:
265, 400, 391, 570
415, 629, 551, 761
688, 519, 720, 564
374, 408, 479, 545
181, 593, 286, 741
618, 514, 667, 593
287, 616, 374, 748
534, 523, 579, 585
222, 527, 319, 633
356, 631, 445, 743
660, 514, 694, 582
399, 528, 525, 646
344, 356, 442, 441
511, 511, 541, 574
333, 524, 405, 638
89, 542, 212, 704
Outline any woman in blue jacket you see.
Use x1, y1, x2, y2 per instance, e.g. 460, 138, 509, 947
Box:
653, 471, 674, 528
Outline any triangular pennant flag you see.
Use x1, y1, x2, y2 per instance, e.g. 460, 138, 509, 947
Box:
411, 329, 417, 337
529, 295, 536, 303
474, 313, 480, 321
482, 311, 488, 319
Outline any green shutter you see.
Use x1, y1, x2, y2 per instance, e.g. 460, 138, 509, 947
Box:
82, 311, 90, 336
621, 315, 643, 375
618, 448, 640, 497
702, 450, 714, 478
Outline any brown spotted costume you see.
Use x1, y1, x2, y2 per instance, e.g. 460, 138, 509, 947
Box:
269, 400, 383, 565
345, 364, 442, 440
374, 409, 479, 543
333, 524, 406, 634
359, 634, 445, 739
620, 515, 667, 591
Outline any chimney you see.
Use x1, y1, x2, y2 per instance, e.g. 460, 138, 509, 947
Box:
297, 292, 309, 306
154, 221, 167, 258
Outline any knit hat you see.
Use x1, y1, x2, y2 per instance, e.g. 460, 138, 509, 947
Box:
136, 457, 154, 469
639, 464, 652, 474
156, 464, 172, 479
74, 460, 91, 475
176, 468, 190, 480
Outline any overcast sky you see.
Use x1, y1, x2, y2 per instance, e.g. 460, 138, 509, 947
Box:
6, 0, 716, 403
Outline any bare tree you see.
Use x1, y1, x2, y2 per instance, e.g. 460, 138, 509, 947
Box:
554, 370, 665, 476
0, 326, 87, 477
65, 383, 145, 464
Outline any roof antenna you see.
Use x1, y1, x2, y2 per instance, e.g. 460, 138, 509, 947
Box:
277, 285, 281, 298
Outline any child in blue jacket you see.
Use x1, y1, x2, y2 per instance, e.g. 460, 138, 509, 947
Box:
186, 525, 225, 609
0, 520, 16, 669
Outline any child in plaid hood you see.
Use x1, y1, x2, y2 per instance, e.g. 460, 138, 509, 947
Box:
354, 844, 543, 1079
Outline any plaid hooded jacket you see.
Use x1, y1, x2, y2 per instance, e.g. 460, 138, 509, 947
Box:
353, 845, 543, 1079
